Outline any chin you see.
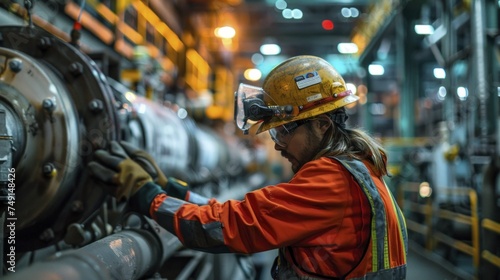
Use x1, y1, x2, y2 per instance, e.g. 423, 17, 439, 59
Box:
291, 163, 301, 173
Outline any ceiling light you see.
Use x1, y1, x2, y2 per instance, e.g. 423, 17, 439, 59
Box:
260, 43, 281, 55
438, 86, 447, 100
433, 68, 446, 79
346, 83, 357, 94
337, 43, 358, 54
368, 64, 384, 75
292, 9, 303, 19
282, 9, 292, 19
414, 24, 434, 35
350, 8, 359, 17
341, 7, 351, 17
457, 87, 468, 100
214, 26, 235, 39
244, 68, 262, 81
275, 0, 287, 10
251, 53, 264, 65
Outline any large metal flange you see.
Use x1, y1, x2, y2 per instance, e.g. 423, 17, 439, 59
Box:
0, 25, 119, 251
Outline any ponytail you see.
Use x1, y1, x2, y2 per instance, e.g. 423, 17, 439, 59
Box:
315, 111, 388, 177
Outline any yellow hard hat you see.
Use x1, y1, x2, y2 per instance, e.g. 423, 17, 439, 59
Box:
257, 55, 359, 134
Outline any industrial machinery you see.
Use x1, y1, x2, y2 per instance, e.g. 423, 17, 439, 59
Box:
0, 23, 260, 279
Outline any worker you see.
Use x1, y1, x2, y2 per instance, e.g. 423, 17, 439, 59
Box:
89, 55, 407, 279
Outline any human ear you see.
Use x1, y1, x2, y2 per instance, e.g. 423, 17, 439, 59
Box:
316, 117, 332, 134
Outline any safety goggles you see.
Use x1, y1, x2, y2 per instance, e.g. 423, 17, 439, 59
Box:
234, 83, 299, 134
269, 119, 310, 147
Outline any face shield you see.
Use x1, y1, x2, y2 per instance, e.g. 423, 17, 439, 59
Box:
234, 83, 298, 134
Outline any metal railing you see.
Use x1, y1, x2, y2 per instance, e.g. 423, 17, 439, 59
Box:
432, 187, 480, 270
397, 182, 433, 249
398, 183, 480, 278
481, 218, 500, 268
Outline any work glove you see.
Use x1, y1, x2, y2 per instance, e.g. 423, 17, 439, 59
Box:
118, 141, 168, 187
88, 141, 157, 202
118, 141, 211, 205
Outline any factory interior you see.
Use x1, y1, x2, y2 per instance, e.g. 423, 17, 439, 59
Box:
0, 0, 499, 279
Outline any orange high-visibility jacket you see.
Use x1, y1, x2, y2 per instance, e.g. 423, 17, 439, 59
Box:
148, 156, 407, 279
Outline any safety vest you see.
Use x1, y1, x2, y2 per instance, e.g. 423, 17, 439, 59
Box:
272, 156, 408, 280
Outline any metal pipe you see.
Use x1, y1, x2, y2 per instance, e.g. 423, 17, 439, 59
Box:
3, 229, 164, 280
471, 0, 488, 154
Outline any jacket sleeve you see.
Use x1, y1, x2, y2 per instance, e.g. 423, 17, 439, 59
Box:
149, 158, 355, 254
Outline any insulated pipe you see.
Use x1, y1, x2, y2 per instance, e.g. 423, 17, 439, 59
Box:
471, 0, 488, 154
3, 229, 170, 280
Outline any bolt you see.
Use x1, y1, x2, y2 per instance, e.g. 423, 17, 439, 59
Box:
9, 58, 22, 73
42, 98, 56, 112
69, 62, 83, 76
88, 99, 103, 113
42, 162, 56, 177
38, 37, 52, 51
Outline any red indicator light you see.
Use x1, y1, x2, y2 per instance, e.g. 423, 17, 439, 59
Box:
322, 20, 334, 30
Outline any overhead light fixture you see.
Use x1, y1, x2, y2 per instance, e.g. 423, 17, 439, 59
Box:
275, 0, 287, 10
214, 26, 236, 39
350, 7, 359, 18
260, 43, 281, 55
415, 4, 434, 35
346, 83, 357, 94
341, 7, 359, 18
433, 68, 446, 79
438, 86, 447, 100
244, 68, 262, 81
414, 24, 434, 35
291, 9, 303, 19
282, 8, 303, 19
282, 9, 293, 19
251, 53, 264, 65
368, 64, 384, 75
337, 43, 358, 54
457, 86, 468, 101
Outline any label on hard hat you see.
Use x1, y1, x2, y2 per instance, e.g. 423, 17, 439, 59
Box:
306, 93, 322, 102
295, 71, 321, 89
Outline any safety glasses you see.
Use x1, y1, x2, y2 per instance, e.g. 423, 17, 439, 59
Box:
269, 119, 310, 147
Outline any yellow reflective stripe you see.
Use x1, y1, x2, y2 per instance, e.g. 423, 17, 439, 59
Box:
384, 181, 408, 263
335, 157, 400, 271
371, 211, 378, 271
383, 182, 390, 269
346, 162, 379, 271
384, 226, 390, 269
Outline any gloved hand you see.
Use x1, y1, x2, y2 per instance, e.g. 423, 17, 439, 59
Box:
119, 141, 168, 187
118, 141, 210, 205
88, 141, 154, 202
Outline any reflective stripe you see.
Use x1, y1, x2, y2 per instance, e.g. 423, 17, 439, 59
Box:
179, 219, 229, 253
334, 157, 388, 271
384, 181, 408, 262
154, 196, 186, 233
154, 196, 230, 253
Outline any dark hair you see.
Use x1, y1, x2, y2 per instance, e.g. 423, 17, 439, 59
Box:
313, 110, 388, 177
